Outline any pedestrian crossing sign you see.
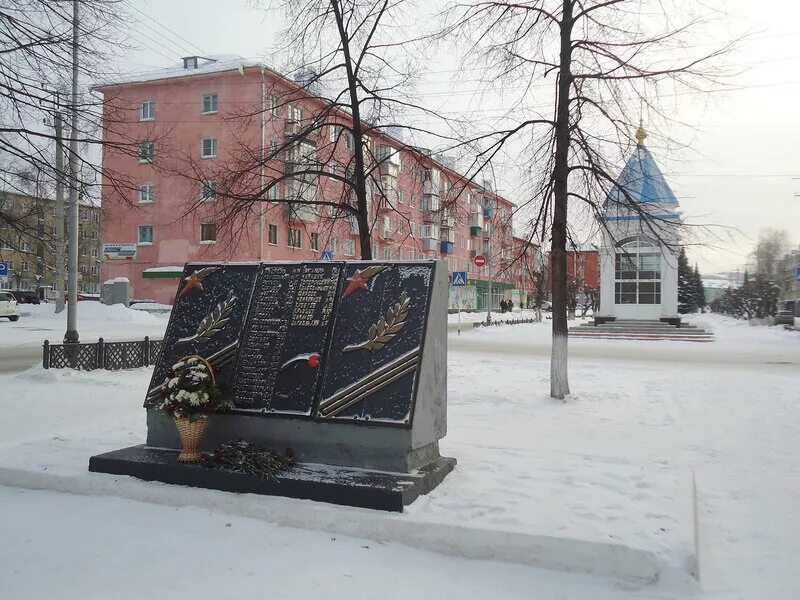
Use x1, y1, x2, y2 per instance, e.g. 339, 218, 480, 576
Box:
451, 271, 467, 286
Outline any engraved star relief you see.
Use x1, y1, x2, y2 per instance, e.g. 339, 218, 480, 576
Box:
342, 265, 389, 299
180, 266, 220, 296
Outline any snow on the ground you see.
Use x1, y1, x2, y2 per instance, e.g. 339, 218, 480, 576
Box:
683, 312, 800, 349
0, 485, 663, 600
0, 302, 169, 347
0, 315, 798, 598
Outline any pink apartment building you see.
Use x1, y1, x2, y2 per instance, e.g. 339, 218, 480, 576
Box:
98, 55, 525, 306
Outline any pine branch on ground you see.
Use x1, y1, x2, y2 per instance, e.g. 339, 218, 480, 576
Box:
201, 440, 295, 480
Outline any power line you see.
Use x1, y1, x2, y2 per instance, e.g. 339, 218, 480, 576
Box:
124, 1, 209, 57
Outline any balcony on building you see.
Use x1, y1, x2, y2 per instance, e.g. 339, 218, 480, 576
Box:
440, 241, 454, 254
376, 146, 400, 179
285, 202, 317, 222
285, 178, 317, 222
483, 196, 495, 218
285, 119, 301, 137
470, 211, 484, 237
441, 209, 455, 230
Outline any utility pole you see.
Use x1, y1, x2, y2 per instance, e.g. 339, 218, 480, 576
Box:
64, 0, 79, 343
54, 106, 66, 314
485, 203, 493, 324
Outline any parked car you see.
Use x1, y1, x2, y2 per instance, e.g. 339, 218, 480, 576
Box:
775, 310, 795, 326
10, 290, 40, 304
0, 291, 20, 321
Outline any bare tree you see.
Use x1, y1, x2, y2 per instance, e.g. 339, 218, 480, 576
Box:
171, 0, 467, 260
750, 228, 789, 280
443, 0, 730, 399
0, 1, 144, 250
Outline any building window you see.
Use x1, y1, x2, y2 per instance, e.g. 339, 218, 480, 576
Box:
137, 225, 153, 245
268, 184, 279, 202
200, 223, 217, 243
288, 228, 301, 248
271, 94, 280, 117
269, 140, 279, 158
91, 266, 99, 275
22, 260, 29, 271
91, 248, 98, 258
383, 246, 392, 260
268, 224, 278, 245
344, 239, 355, 256
138, 184, 154, 204
329, 125, 336, 142
202, 94, 218, 114
614, 238, 661, 304
139, 141, 155, 163
200, 180, 217, 201
396, 248, 403, 260
311, 232, 320, 251
288, 104, 302, 122
201, 138, 218, 159
140, 100, 155, 121
92, 211, 99, 223
21, 240, 30, 252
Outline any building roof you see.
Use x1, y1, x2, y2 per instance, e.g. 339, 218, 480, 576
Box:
568, 242, 597, 253
604, 143, 679, 211
95, 54, 260, 89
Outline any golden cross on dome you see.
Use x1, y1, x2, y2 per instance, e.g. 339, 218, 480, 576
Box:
635, 120, 647, 145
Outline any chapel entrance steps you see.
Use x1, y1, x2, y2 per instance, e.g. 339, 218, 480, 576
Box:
569, 319, 714, 342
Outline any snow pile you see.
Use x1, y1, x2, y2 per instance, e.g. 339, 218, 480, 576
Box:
0, 302, 169, 347
22, 302, 164, 324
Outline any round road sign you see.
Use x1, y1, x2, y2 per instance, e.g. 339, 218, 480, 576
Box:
473, 254, 486, 268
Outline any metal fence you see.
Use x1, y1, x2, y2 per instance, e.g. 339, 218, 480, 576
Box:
472, 318, 538, 328
43, 337, 163, 371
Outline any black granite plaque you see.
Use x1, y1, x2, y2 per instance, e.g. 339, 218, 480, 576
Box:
145, 263, 258, 407
147, 261, 436, 428
231, 262, 343, 415
315, 262, 434, 425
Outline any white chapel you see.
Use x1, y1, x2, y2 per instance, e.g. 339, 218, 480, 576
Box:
596, 127, 681, 324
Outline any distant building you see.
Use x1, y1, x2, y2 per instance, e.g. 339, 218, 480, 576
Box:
702, 273, 742, 305
95, 54, 531, 305
596, 126, 680, 322
779, 247, 800, 315
547, 242, 600, 292
0, 191, 102, 295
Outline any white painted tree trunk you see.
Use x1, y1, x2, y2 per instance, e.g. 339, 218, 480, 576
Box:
550, 330, 570, 400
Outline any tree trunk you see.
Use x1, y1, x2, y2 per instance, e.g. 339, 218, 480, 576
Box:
331, 0, 372, 260
550, 0, 573, 400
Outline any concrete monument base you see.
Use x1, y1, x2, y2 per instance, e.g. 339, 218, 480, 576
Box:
89, 444, 456, 512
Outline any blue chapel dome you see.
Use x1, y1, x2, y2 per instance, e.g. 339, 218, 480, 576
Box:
603, 128, 679, 217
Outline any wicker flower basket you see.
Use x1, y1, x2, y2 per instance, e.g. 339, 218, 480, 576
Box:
172, 354, 216, 463
174, 417, 210, 463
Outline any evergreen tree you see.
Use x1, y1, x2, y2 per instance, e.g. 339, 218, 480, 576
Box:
693, 264, 706, 311
677, 248, 695, 314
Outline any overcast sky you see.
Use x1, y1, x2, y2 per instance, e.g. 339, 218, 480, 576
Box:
123, 0, 800, 275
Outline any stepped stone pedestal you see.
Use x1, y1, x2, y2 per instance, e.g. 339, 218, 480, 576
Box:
569, 319, 713, 342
